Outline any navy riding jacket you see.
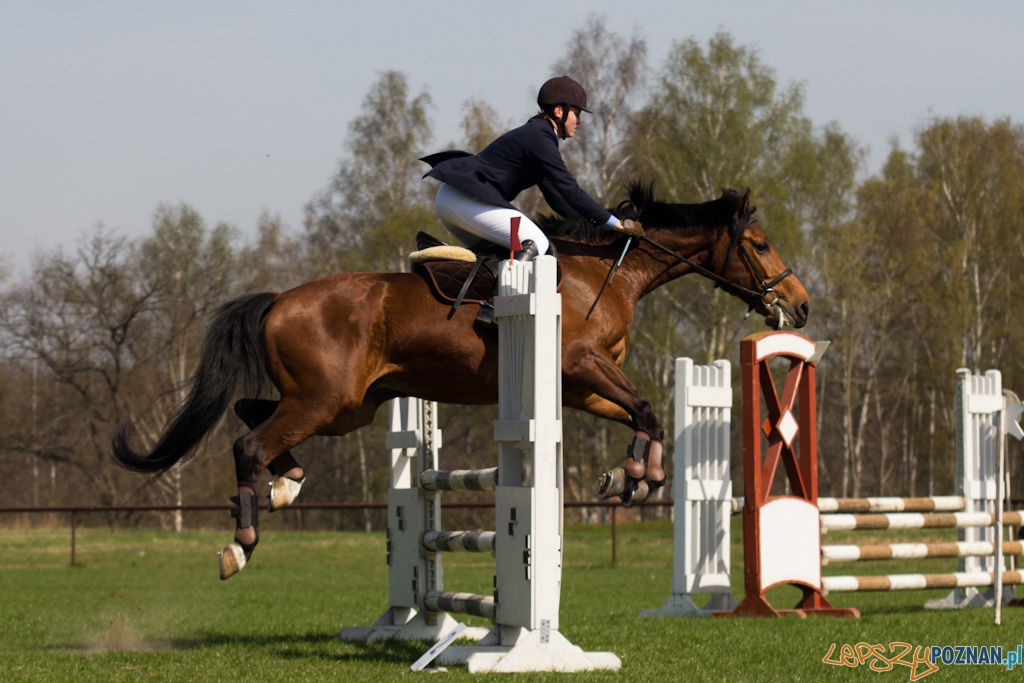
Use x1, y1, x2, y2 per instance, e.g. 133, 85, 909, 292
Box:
421, 115, 613, 226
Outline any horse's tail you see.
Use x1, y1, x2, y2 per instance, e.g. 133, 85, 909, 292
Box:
112, 291, 278, 474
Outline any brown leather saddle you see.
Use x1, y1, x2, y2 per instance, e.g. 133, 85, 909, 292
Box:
412, 232, 560, 327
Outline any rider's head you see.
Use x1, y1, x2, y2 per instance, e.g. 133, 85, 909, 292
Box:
538, 76, 590, 140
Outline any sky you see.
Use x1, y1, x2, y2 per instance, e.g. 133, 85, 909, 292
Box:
2, 0, 1022, 274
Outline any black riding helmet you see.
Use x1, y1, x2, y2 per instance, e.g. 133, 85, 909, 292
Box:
537, 76, 590, 138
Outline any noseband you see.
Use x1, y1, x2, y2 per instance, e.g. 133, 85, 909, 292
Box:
638, 210, 793, 308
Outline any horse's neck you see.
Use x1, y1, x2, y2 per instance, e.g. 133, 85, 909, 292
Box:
629, 228, 717, 298
552, 229, 716, 302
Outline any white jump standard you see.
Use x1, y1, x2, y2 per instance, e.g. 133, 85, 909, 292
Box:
339, 256, 620, 672
641, 357, 738, 617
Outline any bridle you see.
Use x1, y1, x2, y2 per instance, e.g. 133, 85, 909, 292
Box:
628, 204, 793, 308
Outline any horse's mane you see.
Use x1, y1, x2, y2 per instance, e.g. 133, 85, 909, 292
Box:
539, 182, 744, 246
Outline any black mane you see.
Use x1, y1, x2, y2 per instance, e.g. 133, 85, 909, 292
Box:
538, 182, 744, 246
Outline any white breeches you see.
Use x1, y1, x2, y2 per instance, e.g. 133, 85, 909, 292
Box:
434, 183, 550, 255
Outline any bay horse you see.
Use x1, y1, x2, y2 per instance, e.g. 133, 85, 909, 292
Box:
112, 183, 809, 579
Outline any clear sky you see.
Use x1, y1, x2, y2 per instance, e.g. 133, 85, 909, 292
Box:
2, 1, 1021, 273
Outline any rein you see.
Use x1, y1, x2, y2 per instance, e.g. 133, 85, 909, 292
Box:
588, 207, 793, 315
639, 215, 793, 305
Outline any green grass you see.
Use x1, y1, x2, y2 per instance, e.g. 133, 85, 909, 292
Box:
2, 522, 1023, 681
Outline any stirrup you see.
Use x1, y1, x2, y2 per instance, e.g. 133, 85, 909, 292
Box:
474, 302, 497, 330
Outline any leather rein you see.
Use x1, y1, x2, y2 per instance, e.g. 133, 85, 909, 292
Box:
587, 205, 794, 318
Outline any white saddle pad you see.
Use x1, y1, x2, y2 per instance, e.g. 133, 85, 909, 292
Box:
409, 245, 477, 264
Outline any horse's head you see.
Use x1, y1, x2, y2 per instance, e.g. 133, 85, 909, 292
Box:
707, 189, 809, 329
627, 184, 809, 329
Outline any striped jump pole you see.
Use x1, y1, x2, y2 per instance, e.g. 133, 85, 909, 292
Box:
821, 511, 1024, 533
420, 467, 498, 492
424, 591, 497, 620
816, 375, 1024, 611
822, 571, 1024, 594
818, 496, 965, 513
823, 541, 1024, 564
422, 530, 496, 554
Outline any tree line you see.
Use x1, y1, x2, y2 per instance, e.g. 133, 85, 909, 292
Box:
2, 18, 1023, 530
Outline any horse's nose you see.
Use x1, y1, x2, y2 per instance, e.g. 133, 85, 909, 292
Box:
798, 301, 809, 327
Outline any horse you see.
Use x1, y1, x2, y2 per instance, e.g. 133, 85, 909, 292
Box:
112, 182, 809, 579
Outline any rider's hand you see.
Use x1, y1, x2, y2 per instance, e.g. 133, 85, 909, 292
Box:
614, 219, 645, 237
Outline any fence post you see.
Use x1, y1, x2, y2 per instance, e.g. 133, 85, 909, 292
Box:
70, 509, 77, 567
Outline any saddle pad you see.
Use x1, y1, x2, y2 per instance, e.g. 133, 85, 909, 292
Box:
410, 245, 477, 264
415, 260, 495, 305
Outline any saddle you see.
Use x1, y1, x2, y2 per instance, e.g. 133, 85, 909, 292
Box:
411, 232, 560, 329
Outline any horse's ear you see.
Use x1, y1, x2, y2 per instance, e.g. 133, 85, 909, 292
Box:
737, 188, 752, 217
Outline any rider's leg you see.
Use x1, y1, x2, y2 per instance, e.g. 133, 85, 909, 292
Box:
435, 183, 550, 255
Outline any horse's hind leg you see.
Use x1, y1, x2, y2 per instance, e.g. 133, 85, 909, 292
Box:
234, 399, 305, 511
220, 401, 325, 580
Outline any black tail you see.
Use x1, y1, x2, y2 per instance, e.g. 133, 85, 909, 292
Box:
112, 292, 278, 473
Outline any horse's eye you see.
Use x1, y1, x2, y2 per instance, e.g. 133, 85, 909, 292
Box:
753, 240, 770, 254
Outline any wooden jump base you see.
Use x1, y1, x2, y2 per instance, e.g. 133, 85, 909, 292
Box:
818, 496, 965, 513
823, 541, 1024, 564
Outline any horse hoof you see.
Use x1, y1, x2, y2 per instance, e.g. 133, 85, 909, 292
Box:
219, 542, 247, 580
622, 480, 650, 508
597, 468, 626, 499
268, 476, 305, 512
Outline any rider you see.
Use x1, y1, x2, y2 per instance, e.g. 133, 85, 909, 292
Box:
421, 76, 644, 259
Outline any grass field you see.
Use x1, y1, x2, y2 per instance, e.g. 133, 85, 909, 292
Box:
1, 520, 1022, 682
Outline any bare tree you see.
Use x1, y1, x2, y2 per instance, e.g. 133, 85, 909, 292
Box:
553, 15, 647, 205
306, 71, 434, 275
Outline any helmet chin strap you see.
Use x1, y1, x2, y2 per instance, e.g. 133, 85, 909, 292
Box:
547, 105, 570, 139
558, 105, 570, 139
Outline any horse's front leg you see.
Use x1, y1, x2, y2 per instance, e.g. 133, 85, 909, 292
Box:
563, 353, 667, 506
